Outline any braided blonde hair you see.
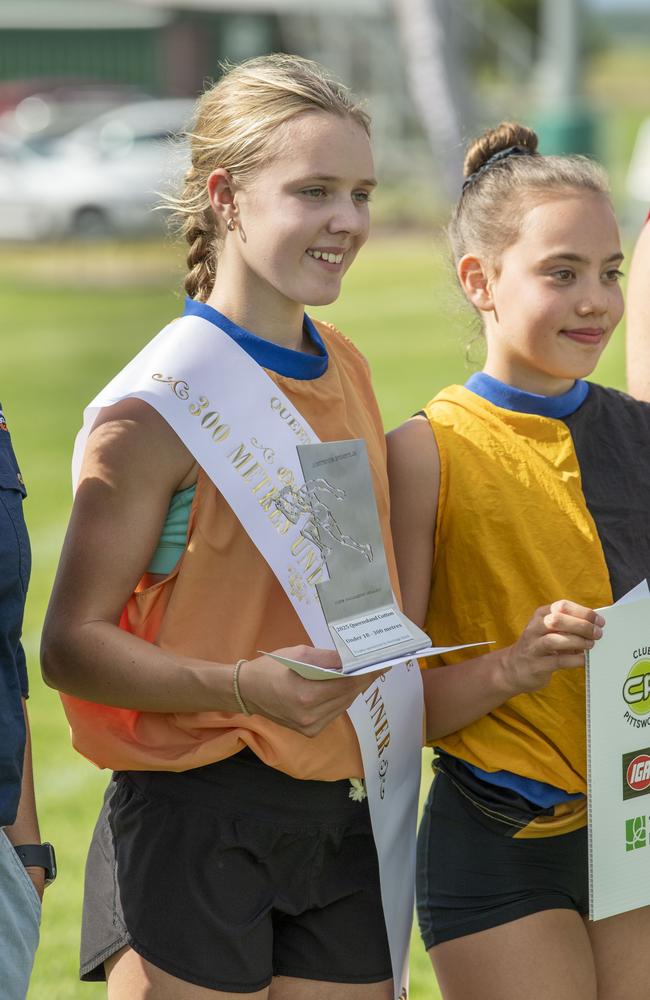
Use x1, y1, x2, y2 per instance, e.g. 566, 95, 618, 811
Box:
170, 54, 370, 302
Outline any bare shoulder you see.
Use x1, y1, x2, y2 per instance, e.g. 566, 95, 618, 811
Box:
85, 397, 197, 493
387, 414, 440, 490
52, 398, 197, 627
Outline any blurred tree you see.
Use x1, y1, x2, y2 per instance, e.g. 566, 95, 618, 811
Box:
483, 0, 540, 34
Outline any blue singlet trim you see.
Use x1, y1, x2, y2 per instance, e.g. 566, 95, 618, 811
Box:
183, 298, 328, 380
464, 763, 583, 808
465, 371, 589, 418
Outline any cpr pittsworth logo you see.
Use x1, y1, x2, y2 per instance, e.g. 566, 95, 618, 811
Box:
622, 748, 650, 800
623, 657, 650, 729
625, 815, 648, 852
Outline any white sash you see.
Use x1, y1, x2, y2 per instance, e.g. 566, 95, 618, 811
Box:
74, 315, 421, 998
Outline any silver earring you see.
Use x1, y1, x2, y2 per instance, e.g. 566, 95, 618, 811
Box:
226, 218, 236, 232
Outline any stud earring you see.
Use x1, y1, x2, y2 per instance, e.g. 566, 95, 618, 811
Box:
226, 218, 236, 232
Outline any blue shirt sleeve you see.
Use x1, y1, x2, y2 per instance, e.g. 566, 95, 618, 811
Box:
0, 411, 31, 825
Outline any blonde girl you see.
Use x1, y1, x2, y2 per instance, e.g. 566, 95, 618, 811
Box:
43, 55, 395, 1000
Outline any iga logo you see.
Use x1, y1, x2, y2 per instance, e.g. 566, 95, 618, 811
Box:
625, 815, 647, 852
623, 749, 650, 800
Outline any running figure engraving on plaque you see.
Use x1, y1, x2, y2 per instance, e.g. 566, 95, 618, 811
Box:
275, 478, 374, 562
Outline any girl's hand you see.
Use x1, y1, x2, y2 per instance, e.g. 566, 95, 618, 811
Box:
238, 646, 383, 737
500, 600, 605, 695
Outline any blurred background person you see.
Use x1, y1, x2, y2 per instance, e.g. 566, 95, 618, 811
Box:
625, 218, 650, 400
0, 401, 56, 1000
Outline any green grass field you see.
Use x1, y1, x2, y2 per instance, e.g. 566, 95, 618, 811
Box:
0, 235, 627, 1000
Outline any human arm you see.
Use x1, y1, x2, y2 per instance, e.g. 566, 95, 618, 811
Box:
41, 399, 376, 738
386, 415, 439, 627
387, 416, 604, 743
626, 219, 650, 400
4, 701, 44, 899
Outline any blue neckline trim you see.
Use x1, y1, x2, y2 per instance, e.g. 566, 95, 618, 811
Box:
465, 371, 589, 418
183, 299, 328, 380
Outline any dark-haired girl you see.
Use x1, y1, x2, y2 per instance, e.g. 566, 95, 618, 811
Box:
389, 122, 650, 999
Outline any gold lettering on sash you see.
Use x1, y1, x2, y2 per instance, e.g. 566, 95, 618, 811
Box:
228, 443, 254, 469
200, 411, 230, 442
365, 685, 383, 713
297, 546, 318, 574
240, 461, 264, 484
364, 684, 392, 759
371, 702, 387, 732
258, 486, 280, 511
189, 395, 209, 416
251, 473, 272, 494
268, 507, 290, 536
375, 718, 389, 739
269, 396, 312, 446
171, 381, 324, 586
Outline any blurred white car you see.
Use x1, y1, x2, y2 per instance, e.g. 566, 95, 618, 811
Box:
0, 98, 194, 240
0, 82, 153, 153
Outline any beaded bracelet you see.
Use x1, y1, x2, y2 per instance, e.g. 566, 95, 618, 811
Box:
233, 658, 251, 716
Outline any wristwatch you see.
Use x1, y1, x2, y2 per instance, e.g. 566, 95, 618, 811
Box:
14, 843, 57, 886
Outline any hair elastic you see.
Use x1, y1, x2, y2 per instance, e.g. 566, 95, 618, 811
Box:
462, 144, 534, 193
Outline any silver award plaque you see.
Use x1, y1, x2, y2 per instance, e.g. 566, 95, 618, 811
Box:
266, 439, 482, 680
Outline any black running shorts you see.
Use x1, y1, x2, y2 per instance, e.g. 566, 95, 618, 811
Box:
80, 749, 392, 992
416, 768, 588, 950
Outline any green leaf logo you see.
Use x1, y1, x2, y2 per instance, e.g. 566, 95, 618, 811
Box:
626, 815, 647, 851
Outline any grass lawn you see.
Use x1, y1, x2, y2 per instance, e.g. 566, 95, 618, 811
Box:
0, 235, 627, 1000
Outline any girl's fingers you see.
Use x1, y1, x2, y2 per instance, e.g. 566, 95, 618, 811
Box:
547, 600, 605, 629
551, 652, 588, 671
542, 610, 604, 639
541, 632, 596, 654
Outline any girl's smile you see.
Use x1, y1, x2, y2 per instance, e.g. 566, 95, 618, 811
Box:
560, 326, 606, 345
305, 246, 347, 267
472, 192, 625, 395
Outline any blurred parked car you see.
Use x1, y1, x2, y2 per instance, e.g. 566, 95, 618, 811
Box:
0, 98, 194, 240
0, 80, 152, 153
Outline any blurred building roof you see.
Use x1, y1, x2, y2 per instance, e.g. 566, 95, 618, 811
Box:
0, 1, 172, 29
128, 0, 387, 15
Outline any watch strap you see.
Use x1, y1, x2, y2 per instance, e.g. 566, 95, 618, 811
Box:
14, 842, 57, 884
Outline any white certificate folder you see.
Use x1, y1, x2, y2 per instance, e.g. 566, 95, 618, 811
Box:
586, 580, 650, 920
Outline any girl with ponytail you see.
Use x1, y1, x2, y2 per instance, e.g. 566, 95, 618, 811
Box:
42, 55, 396, 999
389, 122, 650, 998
